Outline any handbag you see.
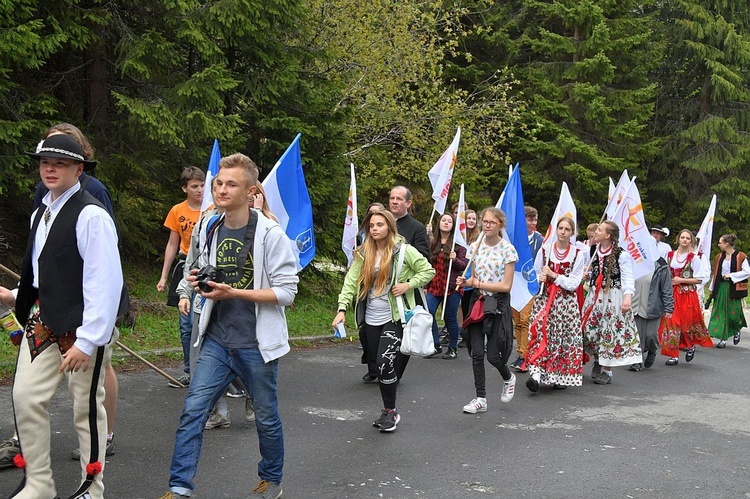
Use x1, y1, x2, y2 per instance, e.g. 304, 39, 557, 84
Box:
394, 244, 435, 357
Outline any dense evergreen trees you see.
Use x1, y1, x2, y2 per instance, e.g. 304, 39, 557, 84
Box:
0, 0, 748, 266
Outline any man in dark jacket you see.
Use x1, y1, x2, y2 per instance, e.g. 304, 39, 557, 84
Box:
389, 186, 430, 258
632, 257, 674, 370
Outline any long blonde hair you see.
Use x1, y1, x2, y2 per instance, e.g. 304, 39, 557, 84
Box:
357, 209, 399, 300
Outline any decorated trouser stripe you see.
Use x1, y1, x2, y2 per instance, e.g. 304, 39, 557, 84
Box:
11, 319, 115, 499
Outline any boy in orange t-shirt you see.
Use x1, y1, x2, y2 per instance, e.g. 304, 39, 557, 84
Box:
157, 166, 205, 387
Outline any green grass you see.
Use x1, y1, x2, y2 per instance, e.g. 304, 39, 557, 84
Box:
0, 261, 352, 379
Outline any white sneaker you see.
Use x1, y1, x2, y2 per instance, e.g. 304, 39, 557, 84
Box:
501, 373, 516, 403
463, 397, 488, 414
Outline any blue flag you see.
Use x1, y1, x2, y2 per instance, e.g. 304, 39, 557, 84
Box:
200, 139, 221, 213
262, 133, 316, 270
500, 165, 539, 311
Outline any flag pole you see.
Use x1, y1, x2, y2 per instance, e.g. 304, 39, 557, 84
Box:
441, 237, 457, 321
455, 232, 485, 291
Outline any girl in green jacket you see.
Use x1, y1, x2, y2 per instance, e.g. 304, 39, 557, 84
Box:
333, 209, 434, 432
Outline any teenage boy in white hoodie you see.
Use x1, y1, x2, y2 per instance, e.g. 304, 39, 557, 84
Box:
162, 153, 298, 499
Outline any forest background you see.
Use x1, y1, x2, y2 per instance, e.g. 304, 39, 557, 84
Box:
1, 0, 749, 277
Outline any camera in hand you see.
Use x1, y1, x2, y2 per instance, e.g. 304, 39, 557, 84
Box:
196, 265, 225, 293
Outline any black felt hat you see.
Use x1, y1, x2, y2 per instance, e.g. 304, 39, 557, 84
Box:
25, 134, 97, 171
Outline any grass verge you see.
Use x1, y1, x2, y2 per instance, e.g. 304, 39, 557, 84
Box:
1, 261, 354, 380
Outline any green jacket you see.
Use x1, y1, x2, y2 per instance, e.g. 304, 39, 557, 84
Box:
337, 240, 435, 327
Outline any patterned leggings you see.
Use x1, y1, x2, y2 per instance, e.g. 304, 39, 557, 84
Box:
361, 321, 406, 409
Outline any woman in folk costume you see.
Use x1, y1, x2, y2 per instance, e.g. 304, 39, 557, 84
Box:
659, 229, 714, 365
526, 217, 585, 392
707, 234, 749, 348
581, 221, 642, 385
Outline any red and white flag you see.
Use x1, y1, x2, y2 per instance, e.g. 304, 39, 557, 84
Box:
428, 127, 461, 214
341, 163, 359, 267
612, 178, 658, 280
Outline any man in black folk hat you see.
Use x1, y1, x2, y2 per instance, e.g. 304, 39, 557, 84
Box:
0, 134, 126, 499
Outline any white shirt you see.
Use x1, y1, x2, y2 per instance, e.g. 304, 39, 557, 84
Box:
535, 243, 585, 292
31, 183, 123, 355
669, 250, 708, 283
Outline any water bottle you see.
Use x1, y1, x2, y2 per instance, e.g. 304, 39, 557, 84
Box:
0, 304, 23, 345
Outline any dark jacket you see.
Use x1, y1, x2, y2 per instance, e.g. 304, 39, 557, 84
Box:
396, 214, 430, 259
646, 257, 674, 319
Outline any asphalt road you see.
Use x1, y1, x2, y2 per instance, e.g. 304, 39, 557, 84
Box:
1, 333, 749, 498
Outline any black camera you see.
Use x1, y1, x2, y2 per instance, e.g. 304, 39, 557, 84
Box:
195, 265, 225, 293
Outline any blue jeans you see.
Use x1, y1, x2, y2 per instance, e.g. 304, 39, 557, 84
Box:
169, 336, 284, 495
179, 294, 194, 374
426, 292, 462, 349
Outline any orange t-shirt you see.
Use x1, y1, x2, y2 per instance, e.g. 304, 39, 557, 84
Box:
163, 200, 201, 255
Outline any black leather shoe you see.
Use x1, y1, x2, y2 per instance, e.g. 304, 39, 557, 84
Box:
526, 377, 539, 393
685, 347, 695, 363
362, 374, 378, 383
666, 357, 678, 366
734, 331, 741, 345
644, 352, 656, 369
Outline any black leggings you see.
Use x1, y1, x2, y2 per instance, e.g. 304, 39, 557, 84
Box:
468, 317, 512, 398
361, 321, 407, 409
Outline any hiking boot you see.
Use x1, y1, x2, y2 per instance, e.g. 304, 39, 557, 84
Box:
245, 397, 256, 423
204, 410, 230, 430
501, 373, 516, 403
71, 436, 115, 460
249, 480, 283, 498
462, 397, 487, 414
0, 438, 20, 468
644, 351, 656, 369
591, 360, 602, 378
378, 409, 400, 432
629, 363, 643, 372
158, 492, 191, 499
441, 348, 457, 360
372, 408, 390, 428
168, 373, 190, 388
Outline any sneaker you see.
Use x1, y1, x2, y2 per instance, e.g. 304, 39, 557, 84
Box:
629, 363, 643, 372
227, 385, 246, 399
457, 338, 466, 348
0, 438, 20, 468
204, 410, 230, 430
515, 361, 528, 373
372, 408, 390, 428
440, 334, 450, 346
168, 373, 190, 388
245, 397, 256, 423
666, 357, 678, 366
463, 397, 487, 414
593, 372, 612, 385
501, 373, 516, 403
644, 351, 656, 369
441, 348, 457, 360
249, 479, 283, 498
426, 345, 443, 358
685, 347, 695, 363
734, 331, 741, 345
158, 492, 191, 499
71, 436, 115, 460
510, 357, 523, 370
379, 409, 401, 432
526, 377, 539, 393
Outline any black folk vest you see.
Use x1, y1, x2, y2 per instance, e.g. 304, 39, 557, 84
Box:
16, 189, 128, 333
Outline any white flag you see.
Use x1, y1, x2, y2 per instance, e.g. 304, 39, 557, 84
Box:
696, 194, 716, 258
428, 127, 461, 214
603, 170, 631, 220
608, 177, 615, 202
341, 163, 359, 267
454, 184, 469, 249
542, 182, 577, 250
611, 178, 659, 280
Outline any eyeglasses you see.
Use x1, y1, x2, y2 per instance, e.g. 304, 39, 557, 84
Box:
481, 220, 498, 227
